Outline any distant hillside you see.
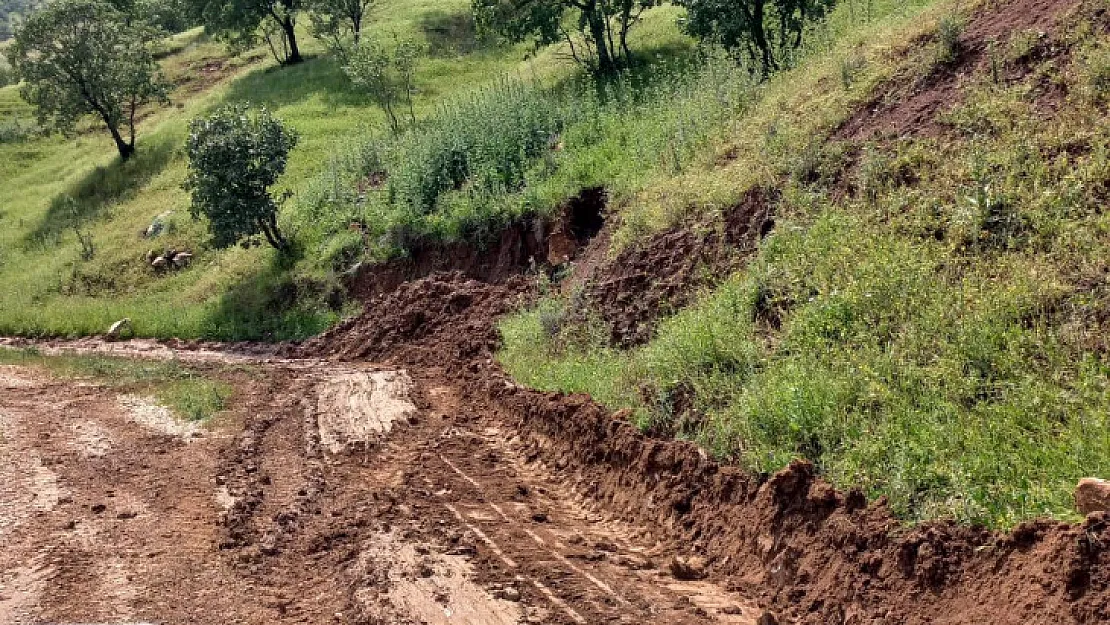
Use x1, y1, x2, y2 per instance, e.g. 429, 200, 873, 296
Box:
0, 0, 39, 40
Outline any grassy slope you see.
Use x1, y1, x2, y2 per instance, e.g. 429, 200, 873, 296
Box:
0, 0, 596, 340
499, 0, 1110, 528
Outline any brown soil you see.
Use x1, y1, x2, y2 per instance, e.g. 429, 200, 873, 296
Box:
836, 0, 1083, 141
577, 187, 776, 347
1, 346, 760, 625
348, 188, 606, 302
298, 264, 1108, 625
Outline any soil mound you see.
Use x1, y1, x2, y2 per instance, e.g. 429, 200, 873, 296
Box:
301, 272, 533, 364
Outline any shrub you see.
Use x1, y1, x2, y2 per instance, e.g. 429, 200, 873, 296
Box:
935, 15, 964, 65
344, 35, 422, 134
184, 104, 299, 252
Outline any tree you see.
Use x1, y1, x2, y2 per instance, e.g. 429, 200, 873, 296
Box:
473, 0, 659, 76
184, 105, 299, 252
680, 0, 837, 76
344, 35, 421, 134
307, 0, 373, 61
194, 0, 304, 66
6, 0, 170, 161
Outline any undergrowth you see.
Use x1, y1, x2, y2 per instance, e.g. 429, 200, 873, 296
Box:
499, 1, 1110, 528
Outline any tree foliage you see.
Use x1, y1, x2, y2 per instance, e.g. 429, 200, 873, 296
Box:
192, 0, 304, 65
473, 0, 659, 76
344, 35, 421, 134
307, 0, 373, 61
184, 105, 299, 251
6, 0, 169, 160
680, 0, 837, 76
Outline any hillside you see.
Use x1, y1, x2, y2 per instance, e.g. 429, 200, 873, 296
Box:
1, 0, 1108, 622
0, 0, 37, 40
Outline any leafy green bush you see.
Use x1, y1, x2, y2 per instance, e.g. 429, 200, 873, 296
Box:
935, 14, 964, 64
344, 34, 422, 133
185, 104, 299, 251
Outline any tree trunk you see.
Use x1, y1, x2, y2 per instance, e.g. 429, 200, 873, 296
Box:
107, 122, 135, 161
750, 0, 776, 77
259, 215, 288, 251
282, 17, 303, 64
586, 5, 615, 75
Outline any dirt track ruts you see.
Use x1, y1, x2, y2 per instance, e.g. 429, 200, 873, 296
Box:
0, 342, 760, 625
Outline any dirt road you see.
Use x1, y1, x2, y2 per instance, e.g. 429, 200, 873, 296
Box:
0, 343, 759, 624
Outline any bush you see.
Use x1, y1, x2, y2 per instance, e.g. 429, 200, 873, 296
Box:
936, 15, 964, 65
184, 104, 299, 251
344, 35, 422, 134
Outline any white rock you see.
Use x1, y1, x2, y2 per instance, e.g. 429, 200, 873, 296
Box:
106, 318, 132, 339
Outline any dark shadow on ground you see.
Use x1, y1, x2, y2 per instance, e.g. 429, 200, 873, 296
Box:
24, 135, 177, 250
221, 53, 372, 109
419, 9, 487, 57
197, 244, 342, 342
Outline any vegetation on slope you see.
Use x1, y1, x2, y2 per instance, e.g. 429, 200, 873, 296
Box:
499, 0, 1110, 527
0, 0, 574, 340
2, 0, 1107, 530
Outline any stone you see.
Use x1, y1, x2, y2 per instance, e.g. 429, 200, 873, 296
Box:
151, 256, 168, 270
1075, 477, 1110, 515
173, 252, 194, 268
669, 555, 708, 581
757, 611, 780, 625
106, 318, 133, 340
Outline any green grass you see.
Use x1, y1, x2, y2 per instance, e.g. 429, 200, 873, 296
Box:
499, 0, 1110, 528
0, 0, 579, 340
0, 347, 232, 422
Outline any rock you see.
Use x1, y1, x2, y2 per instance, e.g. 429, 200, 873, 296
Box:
614, 554, 654, 570
669, 555, 708, 580
499, 586, 521, 602
757, 611, 780, 625
1075, 477, 1110, 515
106, 318, 132, 340
173, 252, 193, 268
151, 256, 168, 270
143, 211, 173, 239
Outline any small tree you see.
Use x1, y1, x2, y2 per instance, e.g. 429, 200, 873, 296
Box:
307, 0, 374, 61
6, 0, 170, 161
184, 105, 299, 252
680, 0, 838, 76
193, 0, 305, 66
344, 35, 421, 134
472, 0, 659, 76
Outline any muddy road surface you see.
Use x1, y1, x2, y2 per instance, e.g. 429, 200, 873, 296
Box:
0, 343, 758, 625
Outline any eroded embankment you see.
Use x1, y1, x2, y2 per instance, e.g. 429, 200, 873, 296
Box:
301, 270, 1108, 625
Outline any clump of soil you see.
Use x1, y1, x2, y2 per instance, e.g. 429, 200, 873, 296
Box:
302, 272, 533, 364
